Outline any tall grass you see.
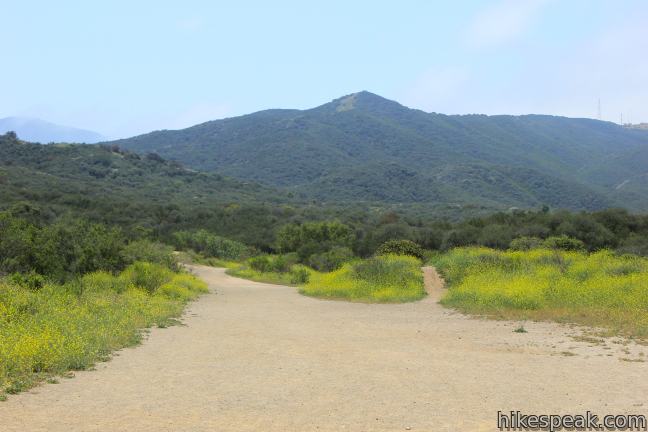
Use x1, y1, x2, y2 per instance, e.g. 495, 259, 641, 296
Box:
0, 262, 207, 397
433, 247, 648, 337
301, 255, 425, 302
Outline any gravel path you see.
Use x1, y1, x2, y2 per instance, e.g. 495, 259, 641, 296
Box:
1, 265, 646, 431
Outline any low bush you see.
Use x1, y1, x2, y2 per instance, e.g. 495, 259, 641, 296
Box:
301, 255, 425, 302
307, 247, 354, 272
118, 262, 174, 294
375, 239, 425, 260
7, 271, 46, 291
541, 235, 586, 251
289, 265, 310, 284
248, 255, 272, 273
121, 239, 178, 270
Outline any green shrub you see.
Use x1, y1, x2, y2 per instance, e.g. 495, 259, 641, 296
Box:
248, 256, 272, 273
118, 262, 174, 293
276, 221, 354, 254
376, 239, 425, 260
121, 239, 178, 270
308, 247, 354, 272
289, 266, 310, 284
7, 271, 46, 291
509, 236, 542, 251
542, 235, 586, 251
0, 213, 126, 282
271, 254, 297, 273
247, 254, 298, 274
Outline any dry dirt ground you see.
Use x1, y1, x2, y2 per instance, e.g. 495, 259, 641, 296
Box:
1, 265, 647, 431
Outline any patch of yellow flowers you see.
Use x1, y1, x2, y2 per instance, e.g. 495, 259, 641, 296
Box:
0, 262, 207, 396
434, 247, 648, 337
301, 254, 425, 303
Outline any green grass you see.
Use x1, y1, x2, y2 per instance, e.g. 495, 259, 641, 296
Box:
0, 262, 207, 397
301, 255, 425, 303
226, 263, 310, 286
432, 247, 648, 338
227, 267, 296, 285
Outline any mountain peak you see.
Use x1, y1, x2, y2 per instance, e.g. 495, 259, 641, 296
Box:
317, 91, 407, 114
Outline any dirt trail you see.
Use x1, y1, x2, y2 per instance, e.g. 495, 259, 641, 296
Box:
1, 265, 647, 431
421, 265, 445, 302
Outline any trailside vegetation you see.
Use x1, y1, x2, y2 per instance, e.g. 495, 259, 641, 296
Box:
0, 209, 208, 399
0, 262, 207, 397
432, 247, 648, 338
300, 255, 425, 303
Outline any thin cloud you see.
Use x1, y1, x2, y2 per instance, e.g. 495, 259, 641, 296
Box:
400, 66, 471, 113
176, 16, 206, 32
465, 0, 551, 48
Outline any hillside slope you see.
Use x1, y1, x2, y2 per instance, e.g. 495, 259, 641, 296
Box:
107, 92, 648, 210
0, 132, 289, 225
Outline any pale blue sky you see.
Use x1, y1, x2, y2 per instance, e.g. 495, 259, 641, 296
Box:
2, 0, 647, 138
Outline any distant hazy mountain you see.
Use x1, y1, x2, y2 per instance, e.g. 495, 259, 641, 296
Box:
0, 117, 103, 143
105, 91, 648, 211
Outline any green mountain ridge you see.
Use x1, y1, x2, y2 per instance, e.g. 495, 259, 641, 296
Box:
100, 91, 648, 211
0, 133, 290, 224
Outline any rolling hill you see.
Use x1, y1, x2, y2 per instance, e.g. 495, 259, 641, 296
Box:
106, 92, 648, 211
0, 132, 290, 228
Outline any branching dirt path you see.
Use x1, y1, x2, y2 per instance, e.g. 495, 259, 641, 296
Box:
1, 265, 647, 431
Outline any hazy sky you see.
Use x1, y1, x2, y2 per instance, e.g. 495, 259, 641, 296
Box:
2, 0, 647, 138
